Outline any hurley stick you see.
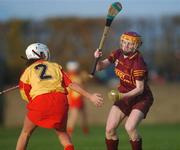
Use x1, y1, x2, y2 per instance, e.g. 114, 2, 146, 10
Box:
90, 2, 122, 77
0, 85, 19, 95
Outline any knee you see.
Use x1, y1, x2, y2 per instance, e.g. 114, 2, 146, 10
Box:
125, 122, 140, 141
124, 123, 135, 134
106, 126, 116, 137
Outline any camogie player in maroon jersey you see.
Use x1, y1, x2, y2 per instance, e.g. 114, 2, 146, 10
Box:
94, 31, 154, 150
16, 43, 103, 150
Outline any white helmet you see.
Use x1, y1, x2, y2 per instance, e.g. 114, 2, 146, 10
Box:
25, 43, 50, 60
66, 61, 79, 71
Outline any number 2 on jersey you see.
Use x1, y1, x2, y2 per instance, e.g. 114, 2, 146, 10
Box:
35, 64, 52, 80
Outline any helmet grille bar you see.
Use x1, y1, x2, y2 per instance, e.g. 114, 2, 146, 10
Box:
32, 50, 41, 58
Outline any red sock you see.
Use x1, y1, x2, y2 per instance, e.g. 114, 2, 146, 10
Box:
105, 138, 119, 150
130, 138, 142, 150
64, 144, 74, 150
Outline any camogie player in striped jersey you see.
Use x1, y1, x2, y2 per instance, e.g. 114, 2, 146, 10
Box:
16, 43, 103, 150
94, 31, 154, 150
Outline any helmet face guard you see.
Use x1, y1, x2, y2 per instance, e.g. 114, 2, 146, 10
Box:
25, 43, 50, 60
120, 32, 142, 55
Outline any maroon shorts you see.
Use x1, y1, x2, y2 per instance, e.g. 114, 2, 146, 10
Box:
114, 93, 154, 118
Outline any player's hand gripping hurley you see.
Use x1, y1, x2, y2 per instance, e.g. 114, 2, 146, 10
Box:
90, 2, 122, 77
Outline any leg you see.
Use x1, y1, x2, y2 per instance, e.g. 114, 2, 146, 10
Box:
55, 128, 74, 150
125, 109, 144, 150
16, 116, 37, 150
67, 108, 79, 136
105, 105, 126, 150
80, 107, 89, 134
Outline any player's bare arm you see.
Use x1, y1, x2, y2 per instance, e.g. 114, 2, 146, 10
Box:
94, 49, 111, 71
121, 80, 144, 99
109, 80, 144, 102
96, 59, 111, 71
68, 82, 103, 107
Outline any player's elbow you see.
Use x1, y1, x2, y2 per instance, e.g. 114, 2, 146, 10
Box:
96, 62, 103, 71
96, 65, 102, 71
137, 85, 144, 95
96, 60, 109, 71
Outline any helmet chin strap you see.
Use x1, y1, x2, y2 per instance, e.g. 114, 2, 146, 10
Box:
121, 47, 137, 56
121, 50, 135, 56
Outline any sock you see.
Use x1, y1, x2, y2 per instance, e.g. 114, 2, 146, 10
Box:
105, 138, 119, 150
67, 127, 73, 136
130, 138, 142, 150
64, 144, 74, 150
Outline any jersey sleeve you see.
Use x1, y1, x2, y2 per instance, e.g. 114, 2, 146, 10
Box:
61, 70, 72, 87
133, 56, 147, 81
19, 69, 32, 102
108, 49, 121, 63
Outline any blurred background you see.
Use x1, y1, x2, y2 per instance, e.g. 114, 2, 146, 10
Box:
0, 0, 180, 148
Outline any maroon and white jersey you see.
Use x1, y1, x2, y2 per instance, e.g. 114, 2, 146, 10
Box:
108, 49, 151, 94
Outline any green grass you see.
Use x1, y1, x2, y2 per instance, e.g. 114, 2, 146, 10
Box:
0, 124, 180, 150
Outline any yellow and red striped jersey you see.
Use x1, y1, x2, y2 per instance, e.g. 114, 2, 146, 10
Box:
19, 60, 72, 101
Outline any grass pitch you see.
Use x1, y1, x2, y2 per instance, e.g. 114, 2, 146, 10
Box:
0, 124, 180, 150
